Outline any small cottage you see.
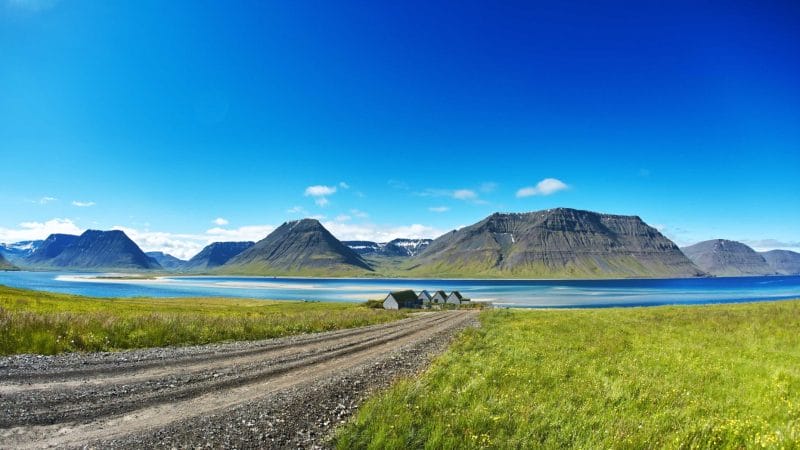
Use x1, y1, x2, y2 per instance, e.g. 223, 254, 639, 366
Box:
430, 290, 448, 304
446, 291, 470, 305
383, 290, 422, 310
417, 290, 432, 305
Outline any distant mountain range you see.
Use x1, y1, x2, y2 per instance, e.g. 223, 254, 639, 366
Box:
182, 241, 255, 271
344, 238, 432, 258
0, 253, 17, 270
0, 240, 43, 264
3, 208, 798, 278
24, 230, 161, 270
681, 239, 776, 277
145, 252, 186, 270
407, 208, 703, 278
219, 219, 373, 276
761, 250, 800, 275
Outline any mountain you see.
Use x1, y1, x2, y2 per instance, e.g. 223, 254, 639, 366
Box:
0, 253, 17, 270
344, 238, 432, 258
182, 242, 254, 271
0, 240, 43, 263
27, 230, 161, 270
26, 234, 80, 265
681, 239, 775, 277
220, 219, 373, 276
407, 208, 703, 278
760, 250, 800, 275
146, 251, 186, 270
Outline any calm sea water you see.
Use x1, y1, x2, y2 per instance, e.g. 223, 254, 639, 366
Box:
1, 271, 799, 308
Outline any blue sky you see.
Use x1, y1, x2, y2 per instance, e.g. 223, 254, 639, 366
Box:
1, 0, 798, 258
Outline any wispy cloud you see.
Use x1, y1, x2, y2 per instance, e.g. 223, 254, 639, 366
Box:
740, 239, 800, 251
36, 196, 57, 204
322, 221, 445, 242
304, 184, 337, 207
419, 188, 482, 203
304, 185, 337, 197
516, 178, 569, 198
428, 206, 450, 213
0, 218, 82, 243
212, 217, 229, 226
206, 225, 275, 242
72, 200, 96, 207
350, 209, 369, 219
335, 214, 351, 222
338, 181, 350, 189
287, 206, 309, 216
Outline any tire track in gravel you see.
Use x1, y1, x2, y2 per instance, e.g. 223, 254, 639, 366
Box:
0, 313, 454, 427
0, 311, 476, 449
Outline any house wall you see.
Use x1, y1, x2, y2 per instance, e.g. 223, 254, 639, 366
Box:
431, 293, 447, 303
383, 295, 399, 310
446, 294, 461, 304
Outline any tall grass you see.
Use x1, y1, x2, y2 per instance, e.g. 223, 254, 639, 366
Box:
336, 300, 800, 449
0, 285, 407, 355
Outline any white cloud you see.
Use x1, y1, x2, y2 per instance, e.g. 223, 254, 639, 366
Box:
335, 214, 352, 222
429, 206, 450, 213
213, 217, 229, 226
287, 206, 309, 216
37, 196, 57, 204
72, 200, 96, 207
304, 185, 337, 197
350, 209, 369, 219
0, 218, 83, 243
315, 197, 330, 207
516, 178, 569, 198
206, 225, 274, 242
453, 189, 477, 200
323, 221, 445, 242
339, 181, 350, 189
740, 239, 800, 252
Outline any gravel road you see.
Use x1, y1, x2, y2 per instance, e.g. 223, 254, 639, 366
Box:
0, 310, 477, 449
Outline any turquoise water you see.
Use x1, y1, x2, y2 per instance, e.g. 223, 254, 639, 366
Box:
1, 271, 799, 308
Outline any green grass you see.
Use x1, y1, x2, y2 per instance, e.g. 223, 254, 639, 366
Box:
0, 285, 408, 355
336, 300, 800, 449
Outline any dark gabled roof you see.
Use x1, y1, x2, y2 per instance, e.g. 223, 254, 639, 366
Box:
418, 290, 431, 298
433, 290, 447, 297
449, 291, 464, 299
387, 290, 418, 303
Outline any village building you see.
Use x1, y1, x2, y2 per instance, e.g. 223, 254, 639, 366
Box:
417, 290, 432, 305
446, 291, 471, 305
383, 290, 422, 310
430, 290, 448, 304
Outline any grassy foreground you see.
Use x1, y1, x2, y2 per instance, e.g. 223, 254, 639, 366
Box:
336, 300, 800, 449
0, 285, 407, 355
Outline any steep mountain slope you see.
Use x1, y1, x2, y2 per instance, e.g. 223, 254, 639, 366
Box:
29, 230, 161, 270
681, 239, 775, 277
182, 242, 254, 271
0, 253, 17, 270
26, 234, 80, 265
760, 250, 800, 275
0, 240, 43, 263
146, 252, 186, 271
220, 219, 373, 276
344, 239, 432, 257
408, 208, 703, 278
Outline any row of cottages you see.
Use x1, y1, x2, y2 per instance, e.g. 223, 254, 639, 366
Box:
383, 289, 471, 309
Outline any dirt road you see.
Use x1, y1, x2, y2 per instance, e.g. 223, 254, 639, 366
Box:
0, 310, 476, 449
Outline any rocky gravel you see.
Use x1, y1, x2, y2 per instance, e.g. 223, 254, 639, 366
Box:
0, 311, 477, 449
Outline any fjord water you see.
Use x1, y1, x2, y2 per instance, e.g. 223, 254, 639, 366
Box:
1, 271, 799, 308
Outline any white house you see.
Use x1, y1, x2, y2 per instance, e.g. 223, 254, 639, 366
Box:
417, 290, 432, 305
383, 290, 422, 310
430, 290, 448, 304
446, 291, 470, 305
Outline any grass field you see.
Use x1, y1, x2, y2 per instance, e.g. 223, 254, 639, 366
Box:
336, 300, 800, 449
0, 285, 408, 355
